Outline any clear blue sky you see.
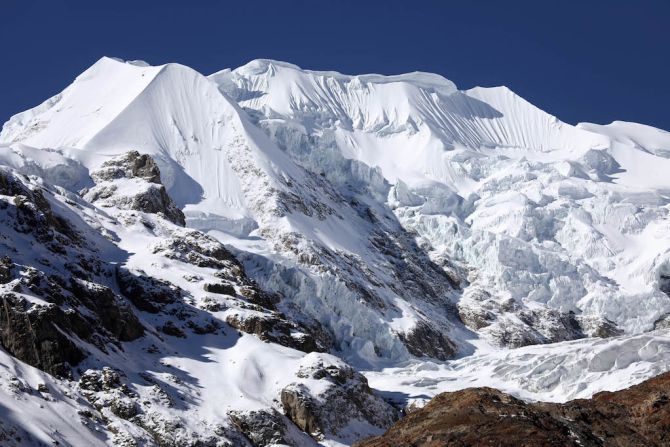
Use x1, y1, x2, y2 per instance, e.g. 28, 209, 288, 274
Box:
2, 0, 669, 130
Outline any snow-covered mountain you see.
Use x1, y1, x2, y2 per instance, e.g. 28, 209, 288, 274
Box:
1, 56, 670, 446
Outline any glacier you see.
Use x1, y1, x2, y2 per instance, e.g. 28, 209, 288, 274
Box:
215, 59, 670, 337
0, 56, 670, 445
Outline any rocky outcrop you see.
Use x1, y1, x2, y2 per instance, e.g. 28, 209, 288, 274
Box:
280, 355, 399, 441
83, 151, 185, 226
0, 167, 81, 250
203, 282, 236, 295
0, 264, 145, 378
576, 313, 622, 338
151, 230, 236, 268
357, 371, 670, 447
228, 410, 296, 447
160, 321, 186, 338
0, 293, 86, 377
148, 223, 332, 353
397, 321, 456, 360
0, 168, 144, 378
226, 312, 326, 353
68, 278, 144, 342
95, 151, 162, 184
459, 293, 622, 348
0, 256, 13, 284
117, 268, 181, 313
79, 368, 138, 420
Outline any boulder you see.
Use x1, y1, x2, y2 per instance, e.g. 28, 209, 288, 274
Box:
228, 409, 293, 447
281, 355, 399, 441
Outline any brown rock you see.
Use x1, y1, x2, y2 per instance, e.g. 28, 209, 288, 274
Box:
281, 385, 321, 436
89, 151, 186, 226
117, 268, 181, 313
357, 372, 670, 447
68, 278, 144, 342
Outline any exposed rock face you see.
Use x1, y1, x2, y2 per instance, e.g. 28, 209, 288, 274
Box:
68, 278, 144, 342
160, 321, 186, 338
228, 410, 295, 447
204, 282, 236, 295
0, 168, 81, 250
281, 354, 399, 441
0, 271, 145, 377
79, 368, 139, 420
0, 256, 13, 284
0, 419, 40, 447
576, 313, 622, 338
0, 293, 86, 377
397, 321, 456, 360
84, 151, 185, 226
149, 224, 333, 353
226, 312, 326, 353
117, 267, 181, 313
151, 230, 237, 268
357, 371, 670, 447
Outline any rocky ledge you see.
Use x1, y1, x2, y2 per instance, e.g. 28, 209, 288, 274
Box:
82, 150, 186, 226
357, 371, 670, 447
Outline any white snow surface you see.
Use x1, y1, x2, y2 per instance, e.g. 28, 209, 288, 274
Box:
1, 56, 670, 445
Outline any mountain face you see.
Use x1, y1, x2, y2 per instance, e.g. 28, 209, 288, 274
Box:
0, 56, 669, 446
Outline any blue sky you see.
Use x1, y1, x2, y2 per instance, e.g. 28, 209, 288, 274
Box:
2, 0, 668, 129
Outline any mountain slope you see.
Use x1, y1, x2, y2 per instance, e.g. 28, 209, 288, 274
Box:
0, 57, 670, 446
